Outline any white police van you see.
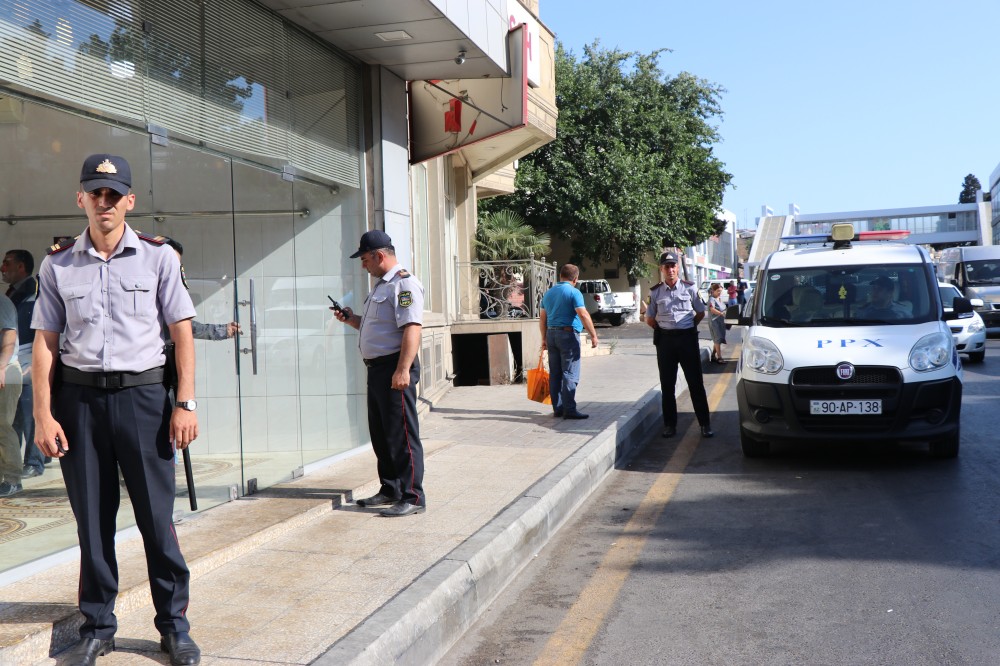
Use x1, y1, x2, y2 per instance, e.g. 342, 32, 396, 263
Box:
728, 224, 970, 459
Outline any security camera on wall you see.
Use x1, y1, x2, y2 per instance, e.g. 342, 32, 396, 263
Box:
455, 50, 466, 65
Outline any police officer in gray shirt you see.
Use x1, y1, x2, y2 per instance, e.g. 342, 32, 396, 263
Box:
645, 251, 714, 439
333, 230, 426, 517
32, 154, 202, 665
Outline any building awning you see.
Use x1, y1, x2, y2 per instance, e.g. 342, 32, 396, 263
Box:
255, 0, 509, 81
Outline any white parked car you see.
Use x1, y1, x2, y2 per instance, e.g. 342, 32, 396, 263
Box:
939, 282, 986, 363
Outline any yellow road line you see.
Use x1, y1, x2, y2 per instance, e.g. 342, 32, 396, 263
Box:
533, 367, 735, 666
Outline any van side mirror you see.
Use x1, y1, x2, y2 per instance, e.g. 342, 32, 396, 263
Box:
943, 297, 973, 321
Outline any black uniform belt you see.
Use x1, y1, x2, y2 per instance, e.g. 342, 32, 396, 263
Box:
363, 352, 400, 368
60, 365, 165, 389
548, 326, 576, 331
657, 327, 696, 336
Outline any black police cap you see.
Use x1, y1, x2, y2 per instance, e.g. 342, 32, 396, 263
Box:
80, 154, 132, 196
659, 251, 679, 265
350, 230, 394, 258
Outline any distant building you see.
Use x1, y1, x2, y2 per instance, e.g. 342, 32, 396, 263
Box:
991, 161, 1000, 245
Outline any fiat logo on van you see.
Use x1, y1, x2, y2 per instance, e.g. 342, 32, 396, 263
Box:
836, 362, 855, 380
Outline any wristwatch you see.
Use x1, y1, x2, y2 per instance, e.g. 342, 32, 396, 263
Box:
175, 399, 198, 411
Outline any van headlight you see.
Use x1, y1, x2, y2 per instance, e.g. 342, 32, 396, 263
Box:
744, 336, 783, 374
968, 319, 985, 334
908, 331, 953, 372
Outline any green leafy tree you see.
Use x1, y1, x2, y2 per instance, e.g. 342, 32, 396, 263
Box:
475, 210, 551, 261
959, 174, 981, 204
482, 42, 732, 283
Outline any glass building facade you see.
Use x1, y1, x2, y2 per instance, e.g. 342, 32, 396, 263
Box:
0, 0, 369, 575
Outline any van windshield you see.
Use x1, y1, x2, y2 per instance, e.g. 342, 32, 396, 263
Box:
964, 259, 1000, 285
758, 264, 935, 327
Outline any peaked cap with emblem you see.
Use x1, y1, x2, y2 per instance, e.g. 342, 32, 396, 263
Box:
80, 154, 132, 196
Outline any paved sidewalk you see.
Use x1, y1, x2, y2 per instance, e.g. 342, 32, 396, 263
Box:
2, 339, 711, 665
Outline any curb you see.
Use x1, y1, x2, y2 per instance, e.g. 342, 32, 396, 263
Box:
315, 384, 664, 665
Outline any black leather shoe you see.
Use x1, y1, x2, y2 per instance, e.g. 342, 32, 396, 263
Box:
552, 411, 564, 417
700, 425, 715, 438
380, 501, 426, 517
160, 631, 201, 665
356, 492, 397, 507
662, 426, 676, 438
563, 411, 589, 419
62, 637, 114, 665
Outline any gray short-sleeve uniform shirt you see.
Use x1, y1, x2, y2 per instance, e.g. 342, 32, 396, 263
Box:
31, 224, 196, 372
0, 295, 18, 350
646, 280, 704, 330
359, 264, 424, 360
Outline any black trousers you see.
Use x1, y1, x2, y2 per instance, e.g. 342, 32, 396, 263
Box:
366, 357, 425, 506
655, 328, 711, 428
55, 382, 190, 639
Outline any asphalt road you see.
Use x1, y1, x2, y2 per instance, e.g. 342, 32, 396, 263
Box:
443, 336, 1000, 666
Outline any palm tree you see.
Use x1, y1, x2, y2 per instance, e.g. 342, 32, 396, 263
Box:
473, 210, 552, 318
475, 210, 551, 261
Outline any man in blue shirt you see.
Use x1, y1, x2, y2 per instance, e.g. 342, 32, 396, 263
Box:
539, 264, 599, 419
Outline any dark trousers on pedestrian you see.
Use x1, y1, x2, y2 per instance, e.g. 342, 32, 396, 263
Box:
655, 327, 711, 428
55, 381, 191, 639
366, 356, 425, 506
546, 328, 582, 415
16, 379, 47, 473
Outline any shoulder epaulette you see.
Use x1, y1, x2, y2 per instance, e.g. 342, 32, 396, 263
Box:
47, 236, 79, 255
136, 232, 166, 246
397, 269, 411, 278
681, 279, 694, 286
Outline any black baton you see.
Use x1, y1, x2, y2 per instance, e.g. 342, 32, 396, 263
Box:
182, 447, 198, 511
165, 341, 198, 511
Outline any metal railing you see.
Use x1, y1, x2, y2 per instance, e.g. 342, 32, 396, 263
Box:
456, 256, 557, 321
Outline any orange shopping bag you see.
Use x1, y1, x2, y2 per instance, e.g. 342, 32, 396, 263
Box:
526, 351, 552, 404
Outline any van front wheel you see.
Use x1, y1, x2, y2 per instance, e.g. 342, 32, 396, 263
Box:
740, 427, 771, 458
929, 428, 960, 459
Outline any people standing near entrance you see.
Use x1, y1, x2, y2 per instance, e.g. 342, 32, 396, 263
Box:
645, 251, 714, 439
160, 237, 241, 340
332, 230, 427, 518
707, 283, 727, 364
31, 154, 202, 665
539, 264, 599, 419
0, 293, 22, 497
726, 280, 738, 306
1, 250, 46, 479
737, 278, 747, 306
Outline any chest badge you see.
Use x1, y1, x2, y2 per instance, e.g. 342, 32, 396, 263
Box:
398, 291, 413, 308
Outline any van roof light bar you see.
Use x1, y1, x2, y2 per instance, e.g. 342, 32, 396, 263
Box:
781, 223, 910, 249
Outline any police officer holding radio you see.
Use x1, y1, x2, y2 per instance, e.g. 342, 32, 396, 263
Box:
645, 251, 714, 439
32, 154, 201, 665
333, 230, 426, 517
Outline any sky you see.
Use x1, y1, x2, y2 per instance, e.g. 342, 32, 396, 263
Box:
537, 0, 1000, 229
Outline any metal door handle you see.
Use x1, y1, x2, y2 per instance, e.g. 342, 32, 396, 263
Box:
237, 279, 258, 374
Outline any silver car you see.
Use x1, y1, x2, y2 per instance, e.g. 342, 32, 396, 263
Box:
939, 282, 986, 363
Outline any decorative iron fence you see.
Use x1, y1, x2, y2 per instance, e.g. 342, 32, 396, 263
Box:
456, 257, 557, 320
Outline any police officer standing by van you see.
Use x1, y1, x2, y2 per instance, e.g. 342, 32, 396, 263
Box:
645, 251, 714, 439
333, 230, 426, 517
32, 155, 201, 665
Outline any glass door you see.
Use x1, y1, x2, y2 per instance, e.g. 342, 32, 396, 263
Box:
231, 162, 303, 490
291, 178, 367, 467
149, 142, 242, 513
